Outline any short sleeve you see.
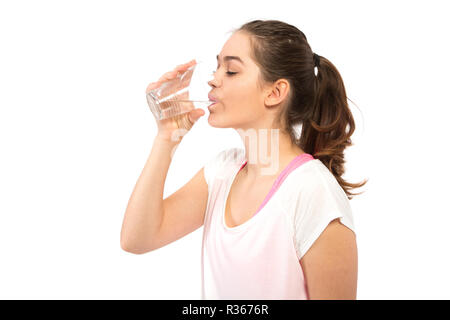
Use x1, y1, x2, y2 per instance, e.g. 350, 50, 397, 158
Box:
291, 164, 356, 260
203, 148, 244, 189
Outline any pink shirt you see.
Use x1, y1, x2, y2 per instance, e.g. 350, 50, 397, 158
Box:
202, 148, 355, 299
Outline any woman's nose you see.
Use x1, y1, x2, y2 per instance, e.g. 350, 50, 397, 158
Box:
208, 72, 220, 88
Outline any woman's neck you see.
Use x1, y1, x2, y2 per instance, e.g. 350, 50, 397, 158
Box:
237, 127, 304, 181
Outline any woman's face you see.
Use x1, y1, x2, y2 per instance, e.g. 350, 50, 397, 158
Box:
207, 32, 285, 130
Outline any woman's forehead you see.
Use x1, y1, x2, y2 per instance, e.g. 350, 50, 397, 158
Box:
220, 32, 250, 59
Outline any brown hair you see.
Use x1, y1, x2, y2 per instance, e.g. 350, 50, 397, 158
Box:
235, 19, 367, 199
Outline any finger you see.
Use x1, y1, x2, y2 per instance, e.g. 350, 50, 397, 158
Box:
174, 59, 197, 72
146, 60, 196, 94
187, 108, 205, 124
176, 59, 196, 68
159, 70, 180, 82
146, 81, 161, 93
149, 70, 183, 96
159, 60, 195, 83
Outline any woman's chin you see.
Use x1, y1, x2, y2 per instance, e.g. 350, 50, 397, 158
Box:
207, 113, 228, 128
207, 115, 218, 127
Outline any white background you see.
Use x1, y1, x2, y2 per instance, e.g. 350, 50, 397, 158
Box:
1, 0, 449, 299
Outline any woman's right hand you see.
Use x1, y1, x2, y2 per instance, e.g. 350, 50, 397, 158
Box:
146, 59, 206, 142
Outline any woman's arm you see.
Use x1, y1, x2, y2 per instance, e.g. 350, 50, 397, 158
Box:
300, 218, 358, 299
120, 136, 178, 253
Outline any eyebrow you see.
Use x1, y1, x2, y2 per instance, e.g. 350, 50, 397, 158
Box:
216, 55, 245, 65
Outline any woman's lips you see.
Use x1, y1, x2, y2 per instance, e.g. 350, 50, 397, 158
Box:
207, 94, 219, 111
207, 102, 218, 111
208, 93, 219, 103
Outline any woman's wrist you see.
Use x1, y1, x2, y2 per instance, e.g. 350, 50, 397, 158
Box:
155, 132, 182, 145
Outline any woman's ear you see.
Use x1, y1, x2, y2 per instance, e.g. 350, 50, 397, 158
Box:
264, 79, 290, 108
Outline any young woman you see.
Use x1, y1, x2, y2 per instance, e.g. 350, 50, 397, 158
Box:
121, 20, 367, 300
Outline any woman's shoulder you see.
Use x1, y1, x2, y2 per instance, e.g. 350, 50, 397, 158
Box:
281, 159, 355, 241
282, 159, 350, 204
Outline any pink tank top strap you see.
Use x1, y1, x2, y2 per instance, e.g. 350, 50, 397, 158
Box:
238, 153, 314, 217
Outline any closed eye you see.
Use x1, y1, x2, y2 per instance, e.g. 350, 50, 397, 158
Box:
213, 68, 238, 76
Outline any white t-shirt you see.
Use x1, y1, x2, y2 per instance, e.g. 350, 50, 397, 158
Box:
201, 147, 356, 299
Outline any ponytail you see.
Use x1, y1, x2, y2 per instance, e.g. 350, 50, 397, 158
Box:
299, 55, 367, 199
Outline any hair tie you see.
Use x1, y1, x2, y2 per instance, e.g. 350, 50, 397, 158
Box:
313, 53, 321, 67
312, 53, 320, 77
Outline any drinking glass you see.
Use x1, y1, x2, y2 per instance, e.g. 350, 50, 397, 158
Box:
146, 59, 215, 120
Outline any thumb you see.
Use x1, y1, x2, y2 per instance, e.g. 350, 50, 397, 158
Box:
188, 108, 206, 124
